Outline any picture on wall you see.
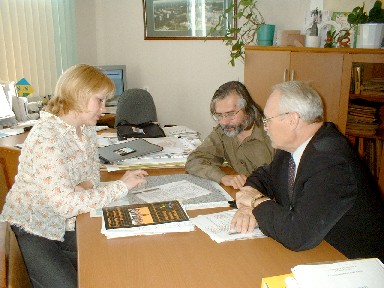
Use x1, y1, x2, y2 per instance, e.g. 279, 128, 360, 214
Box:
143, 0, 236, 40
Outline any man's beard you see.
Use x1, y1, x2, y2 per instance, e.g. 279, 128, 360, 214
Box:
221, 122, 248, 137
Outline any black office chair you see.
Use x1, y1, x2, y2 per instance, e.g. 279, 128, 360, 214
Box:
114, 88, 157, 127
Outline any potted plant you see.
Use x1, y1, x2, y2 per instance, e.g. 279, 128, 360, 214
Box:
347, 0, 384, 48
208, 0, 265, 66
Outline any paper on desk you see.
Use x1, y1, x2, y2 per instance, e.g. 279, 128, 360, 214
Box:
0, 127, 24, 138
134, 180, 210, 203
163, 125, 198, 136
291, 258, 384, 288
190, 210, 266, 243
100, 207, 195, 239
91, 176, 232, 217
101, 220, 195, 239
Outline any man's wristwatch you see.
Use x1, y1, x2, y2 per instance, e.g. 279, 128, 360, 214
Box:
250, 194, 264, 208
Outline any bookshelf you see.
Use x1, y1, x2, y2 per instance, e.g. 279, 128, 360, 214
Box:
346, 61, 384, 197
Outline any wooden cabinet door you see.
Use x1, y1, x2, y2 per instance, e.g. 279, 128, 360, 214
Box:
290, 52, 344, 126
244, 50, 290, 108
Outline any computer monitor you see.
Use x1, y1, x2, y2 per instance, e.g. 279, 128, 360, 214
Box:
95, 65, 127, 106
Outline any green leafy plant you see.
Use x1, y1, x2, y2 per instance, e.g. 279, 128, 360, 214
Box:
324, 1, 384, 48
347, 0, 384, 25
208, 0, 264, 66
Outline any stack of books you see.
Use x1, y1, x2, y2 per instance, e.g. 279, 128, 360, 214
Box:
361, 78, 384, 100
346, 103, 379, 136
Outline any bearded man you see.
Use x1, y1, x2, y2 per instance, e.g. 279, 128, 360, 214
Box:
186, 81, 273, 189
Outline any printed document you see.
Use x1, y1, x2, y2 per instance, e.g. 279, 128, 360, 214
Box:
190, 210, 266, 243
291, 258, 384, 288
133, 180, 210, 203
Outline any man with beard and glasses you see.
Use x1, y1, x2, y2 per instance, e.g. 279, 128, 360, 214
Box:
185, 81, 274, 189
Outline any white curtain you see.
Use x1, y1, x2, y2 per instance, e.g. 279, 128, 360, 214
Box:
0, 0, 77, 99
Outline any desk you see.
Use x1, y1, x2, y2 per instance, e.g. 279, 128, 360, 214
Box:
77, 168, 346, 288
0, 132, 28, 148
0, 133, 347, 287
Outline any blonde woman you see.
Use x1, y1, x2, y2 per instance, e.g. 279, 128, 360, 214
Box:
0, 64, 148, 287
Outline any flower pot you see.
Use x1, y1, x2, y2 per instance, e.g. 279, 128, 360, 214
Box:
356, 23, 384, 48
257, 24, 275, 46
305, 35, 321, 48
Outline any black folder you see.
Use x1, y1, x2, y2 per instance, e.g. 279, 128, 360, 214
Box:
98, 139, 163, 164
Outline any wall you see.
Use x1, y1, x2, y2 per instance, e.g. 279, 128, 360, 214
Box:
76, 0, 375, 138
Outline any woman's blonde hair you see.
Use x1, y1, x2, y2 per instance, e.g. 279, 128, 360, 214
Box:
45, 64, 115, 116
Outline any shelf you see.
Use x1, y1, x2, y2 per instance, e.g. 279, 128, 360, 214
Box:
346, 133, 384, 140
350, 93, 384, 103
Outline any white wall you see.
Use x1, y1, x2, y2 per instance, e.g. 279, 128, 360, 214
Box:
76, 0, 375, 138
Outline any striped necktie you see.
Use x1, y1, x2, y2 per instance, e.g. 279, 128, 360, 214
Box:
288, 155, 296, 200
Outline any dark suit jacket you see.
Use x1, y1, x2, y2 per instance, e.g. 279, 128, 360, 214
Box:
246, 122, 384, 260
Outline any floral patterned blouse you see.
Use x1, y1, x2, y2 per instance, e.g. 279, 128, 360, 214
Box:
0, 112, 128, 241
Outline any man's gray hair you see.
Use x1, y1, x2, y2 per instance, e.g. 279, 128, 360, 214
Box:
272, 81, 324, 123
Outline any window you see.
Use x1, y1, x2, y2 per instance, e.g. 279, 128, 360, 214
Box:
0, 0, 77, 99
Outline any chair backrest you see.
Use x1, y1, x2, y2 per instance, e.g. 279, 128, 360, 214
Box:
0, 146, 32, 288
114, 88, 157, 127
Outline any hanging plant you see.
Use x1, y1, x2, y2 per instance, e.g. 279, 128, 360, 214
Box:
207, 0, 265, 66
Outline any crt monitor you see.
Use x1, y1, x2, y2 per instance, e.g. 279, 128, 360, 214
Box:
95, 65, 127, 105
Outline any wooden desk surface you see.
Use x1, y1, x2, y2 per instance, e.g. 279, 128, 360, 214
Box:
0, 132, 28, 148
77, 168, 346, 288
0, 132, 347, 287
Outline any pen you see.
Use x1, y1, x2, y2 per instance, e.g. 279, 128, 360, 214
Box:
131, 187, 160, 194
228, 200, 237, 209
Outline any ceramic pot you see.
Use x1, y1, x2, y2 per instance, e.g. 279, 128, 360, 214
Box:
356, 23, 384, 48
257, 24, 275, 46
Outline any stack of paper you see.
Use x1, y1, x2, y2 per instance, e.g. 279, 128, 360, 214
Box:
291, 258, 384, 288
190, 210, 266, 243
98, 126, 201, 170
163, 125, 200, 139
101, 200, 195, 239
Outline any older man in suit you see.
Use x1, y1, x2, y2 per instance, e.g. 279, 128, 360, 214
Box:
231, 81, 384, 261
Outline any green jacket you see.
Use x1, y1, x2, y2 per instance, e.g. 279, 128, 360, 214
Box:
185, 124, 274, 183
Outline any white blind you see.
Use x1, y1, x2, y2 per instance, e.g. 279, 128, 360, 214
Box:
0, 0, 77, 98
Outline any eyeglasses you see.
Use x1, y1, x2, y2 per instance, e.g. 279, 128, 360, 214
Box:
262, 112, 290, 126
212, 109, 241, 122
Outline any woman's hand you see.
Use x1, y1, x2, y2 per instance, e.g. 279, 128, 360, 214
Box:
120, 169, 148, 190
74, 180, 94, 192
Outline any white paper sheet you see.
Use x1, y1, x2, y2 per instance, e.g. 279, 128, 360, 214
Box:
292, 258, 384, 288
190, 210, 266, 243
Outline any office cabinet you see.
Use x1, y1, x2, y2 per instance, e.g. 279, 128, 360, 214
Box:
244, 46, 384, 197
244, 47, 344, 126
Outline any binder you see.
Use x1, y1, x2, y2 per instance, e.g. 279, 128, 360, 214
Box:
98, 138, 163, 164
